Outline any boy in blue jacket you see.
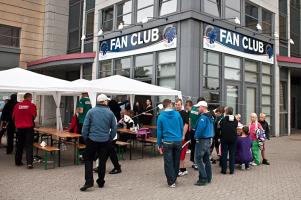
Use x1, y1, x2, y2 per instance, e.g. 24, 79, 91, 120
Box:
194, 101, 214, 186
157, 99, 183, 188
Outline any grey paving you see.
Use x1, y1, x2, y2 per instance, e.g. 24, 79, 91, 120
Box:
1, 134, 301, 200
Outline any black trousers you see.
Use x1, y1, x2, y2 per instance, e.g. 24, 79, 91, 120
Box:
6, 122, 16, 154
221, 140, 237, 174
109, 140, 121, 169
15, 127, 34, 165
84, 139, 109, 185
190, 130, 196, 163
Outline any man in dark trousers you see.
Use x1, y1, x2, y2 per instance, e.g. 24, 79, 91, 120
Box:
157, 99, 183, 188
80, 94, 117, 191
13, 93, 37, 169
220, 107, 238, 174
1, 94, 18, 154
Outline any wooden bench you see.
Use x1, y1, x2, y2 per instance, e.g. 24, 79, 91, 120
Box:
33, 143, 59, 170
63, 141, 86, 165
116, 141, 130, 160
136, 137, 158, 157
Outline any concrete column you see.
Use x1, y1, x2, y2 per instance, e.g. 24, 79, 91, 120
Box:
288, 69, 291, 136
178, 19, 201, 99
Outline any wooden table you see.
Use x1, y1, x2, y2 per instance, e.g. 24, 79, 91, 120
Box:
34, 127, 81, 167
117, 128, 136, 160
142, 125, 157, 129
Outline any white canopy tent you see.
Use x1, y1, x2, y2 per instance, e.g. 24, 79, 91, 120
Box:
74, 75, 182, 108
0, 68, 86, 130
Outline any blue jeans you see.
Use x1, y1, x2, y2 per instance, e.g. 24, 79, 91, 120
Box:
163, 141, 182, 185
195, 138, 212, 183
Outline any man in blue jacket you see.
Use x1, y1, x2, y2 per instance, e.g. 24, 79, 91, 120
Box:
80, 94, 117, 191
157, 99, 183, 188
194, 101, 214, 186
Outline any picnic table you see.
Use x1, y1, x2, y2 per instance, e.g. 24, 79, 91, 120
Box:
141, 125, 157, 129
117, 128, 157, 159
34, 127, 81, 167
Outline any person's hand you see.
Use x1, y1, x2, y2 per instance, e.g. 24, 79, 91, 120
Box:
158, 147, 163, 155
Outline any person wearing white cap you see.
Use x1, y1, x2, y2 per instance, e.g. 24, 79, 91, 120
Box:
80, 94, 117, 191
194, 101, 214, 186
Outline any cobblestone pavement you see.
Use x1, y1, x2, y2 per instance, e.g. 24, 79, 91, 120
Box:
1, 133, 301, 200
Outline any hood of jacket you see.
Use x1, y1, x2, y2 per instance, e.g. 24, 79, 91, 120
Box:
160, 109, 179, 119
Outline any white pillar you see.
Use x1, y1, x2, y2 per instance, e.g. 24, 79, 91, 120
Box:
288, 69, 291, 136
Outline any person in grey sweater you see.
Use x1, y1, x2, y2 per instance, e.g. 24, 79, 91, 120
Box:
80, 94, 117, 192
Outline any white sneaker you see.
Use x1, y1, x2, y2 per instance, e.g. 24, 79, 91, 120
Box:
186, 150, 191, 154
179, 170, 188, 176
178, 171, 183, 176
169, 183, 176, 188
250, 162, 257, 166
241, 164, 246, 170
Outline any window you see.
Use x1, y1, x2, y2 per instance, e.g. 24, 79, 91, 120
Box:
279, 0, 288, 56
202, 51, 220, 104
203, 0, 221, 17
245, 60, 258, 83
157, 50, 176, 89
159, 0, 177, 16
0, 25, 20, 48
262, 9, 272, 36
135, 54, 153, 79
86, 0, 95, 11
99, 60, 112, 78
83, 63, 92, 80
290, 0, 300, 57
261, 64, 272, 123
117, 0, 132, 28
115, 57, 131, 77
137, 0, 154, 23
102, 6, 114, 32
225, 0, 240, 22
68, 1, 82, 52
224, 55, 241, 81
245, 2, 258, 30
86, 11, 94, 39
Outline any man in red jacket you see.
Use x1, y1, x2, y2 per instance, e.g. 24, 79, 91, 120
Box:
13, 93, 37, 169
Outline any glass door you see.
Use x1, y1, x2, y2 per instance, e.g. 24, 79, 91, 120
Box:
280, 81, 288, 135
245, 86, 257, 125
225, 83, 240, 115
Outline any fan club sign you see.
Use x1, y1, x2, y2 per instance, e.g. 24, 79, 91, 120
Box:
203, 23, 274, 64
99, 24, 177, 60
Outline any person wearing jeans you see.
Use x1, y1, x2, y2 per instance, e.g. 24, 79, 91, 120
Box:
157, 99, 183, 188
195, 138, 212, 184
194, 101, 214, 186
162, 141, 182, 186
80, 94, 117, 192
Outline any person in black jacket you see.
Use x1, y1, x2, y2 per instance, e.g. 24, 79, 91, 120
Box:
220, 107, 238, 174
259, 113, 270, 165
1, 94, 18, 154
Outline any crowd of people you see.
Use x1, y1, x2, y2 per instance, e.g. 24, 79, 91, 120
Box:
0, 92, 271, 191
157, 97, 270, 188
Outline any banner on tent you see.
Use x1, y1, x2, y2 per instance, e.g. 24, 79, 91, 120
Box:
99, 24, 177, 60
203, 23, 274, 64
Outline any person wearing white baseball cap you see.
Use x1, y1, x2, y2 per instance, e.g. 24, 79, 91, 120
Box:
194, 100, 214, 186
80, 94, 116, 191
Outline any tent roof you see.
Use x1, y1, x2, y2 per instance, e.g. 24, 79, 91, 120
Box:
0, 68, 84, 94
89, 75, 182, 96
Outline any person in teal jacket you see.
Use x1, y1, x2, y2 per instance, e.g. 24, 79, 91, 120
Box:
157, 99, 183, 188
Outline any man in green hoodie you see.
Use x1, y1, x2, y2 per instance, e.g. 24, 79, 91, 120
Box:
157, 99, 183, 188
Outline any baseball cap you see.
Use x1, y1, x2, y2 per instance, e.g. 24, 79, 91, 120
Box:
97, 94, 111, 102
195, 101, 208, 107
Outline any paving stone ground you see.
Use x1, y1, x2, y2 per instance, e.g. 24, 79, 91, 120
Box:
1, 133, 301, 200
